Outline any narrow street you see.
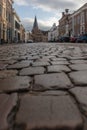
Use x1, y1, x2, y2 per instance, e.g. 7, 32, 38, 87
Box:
0, 42, 87, 130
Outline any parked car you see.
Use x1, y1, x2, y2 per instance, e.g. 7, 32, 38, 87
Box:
27, 40, 33, 43
76, 34, 87, 43
70, 36, 78, 43
58, 36, 70, 42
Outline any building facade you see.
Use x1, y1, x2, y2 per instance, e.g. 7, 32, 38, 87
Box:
58, 3, 87, 37
25, 31, 32, 43
59, 9, 70, 37
0, 0, 3, 43
48, 23, 59, 42
0, 0, 25, 44
6, 0, 13, 43
20, 24, 25, 43
0, 0, 7, 43
70, 3, 87, 36
0, 0, 13, 43
12, 9, 21, 43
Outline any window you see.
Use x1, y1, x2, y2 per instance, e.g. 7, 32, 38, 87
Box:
15, 21, 20, 29
0, 5, 2, 15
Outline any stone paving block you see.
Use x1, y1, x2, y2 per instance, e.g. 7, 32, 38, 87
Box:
15, 95, 83, 130
67, 56, 86, 60
34, 73, 72, 89
50, 57, 67, 61
20, 67, 45, 76
7, 60, 32, 69
0, 93, 17, 130
83, 116, 87, 130
69, 64, 87, 71
47, 65, 71, 73
0, 76, 31, 93
1, 60, 17, 65
27, 56, 40, 60
37, 57, 50, 62
32, 61, 50, 67
69, 71, 87, 86
70, 60, 87, 64
32, 84, 48, 92
70, 87, 87, 116
40, 90, 68, 96
0, 70, 18, 79
51, 61, 69, 65
0, 63, 7, 70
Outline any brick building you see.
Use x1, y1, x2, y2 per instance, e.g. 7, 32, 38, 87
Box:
70, 3, 87, 36
59, 3, 87, 37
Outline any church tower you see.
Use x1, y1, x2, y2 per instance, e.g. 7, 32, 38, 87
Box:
32, 16, 38, 30
32, 16, 42, 42
32, 16, 48, 42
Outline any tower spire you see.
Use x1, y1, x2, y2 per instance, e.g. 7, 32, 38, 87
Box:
33, 16, 38, 30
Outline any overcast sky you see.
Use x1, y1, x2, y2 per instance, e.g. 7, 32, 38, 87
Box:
14, 0, 87, 31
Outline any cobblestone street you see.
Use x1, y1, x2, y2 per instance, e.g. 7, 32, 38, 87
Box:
1, 42, 87, 130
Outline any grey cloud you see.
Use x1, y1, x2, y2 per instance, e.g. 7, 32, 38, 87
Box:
34, 0, 77, 10
15, 0, 83, 11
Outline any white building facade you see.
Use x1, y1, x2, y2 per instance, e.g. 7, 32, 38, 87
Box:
12, 9, 21, 43
48, 23, 59, 42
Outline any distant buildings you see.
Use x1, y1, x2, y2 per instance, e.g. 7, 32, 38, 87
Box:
48, 3, 87, 42
0, 1, 87, 43
59, 9, 70, 37
25, 31, 32, 43
70, 3, 87, 36
58, 3, 87, 37
32, 16, 48, 42
0, 0, 25, 44
48, 23, 59, 42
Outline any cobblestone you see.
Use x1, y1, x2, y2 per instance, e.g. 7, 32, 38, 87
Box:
0, 43, 87, 130
50, 60, 70, 65
0, 93, 17, 130
15, 95, 83, 130
69, 64, 87, 71
70, 87, 87, 116
20, 66, 45, 76
69, 71, 87, 86
34, 73, 72, 89
32, 61, 50, 66
0, 76, 31, 93
70, 60, 87, 64
47, 65, 71, 73
0, 70, 18, 79
7, 60, 32, 69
